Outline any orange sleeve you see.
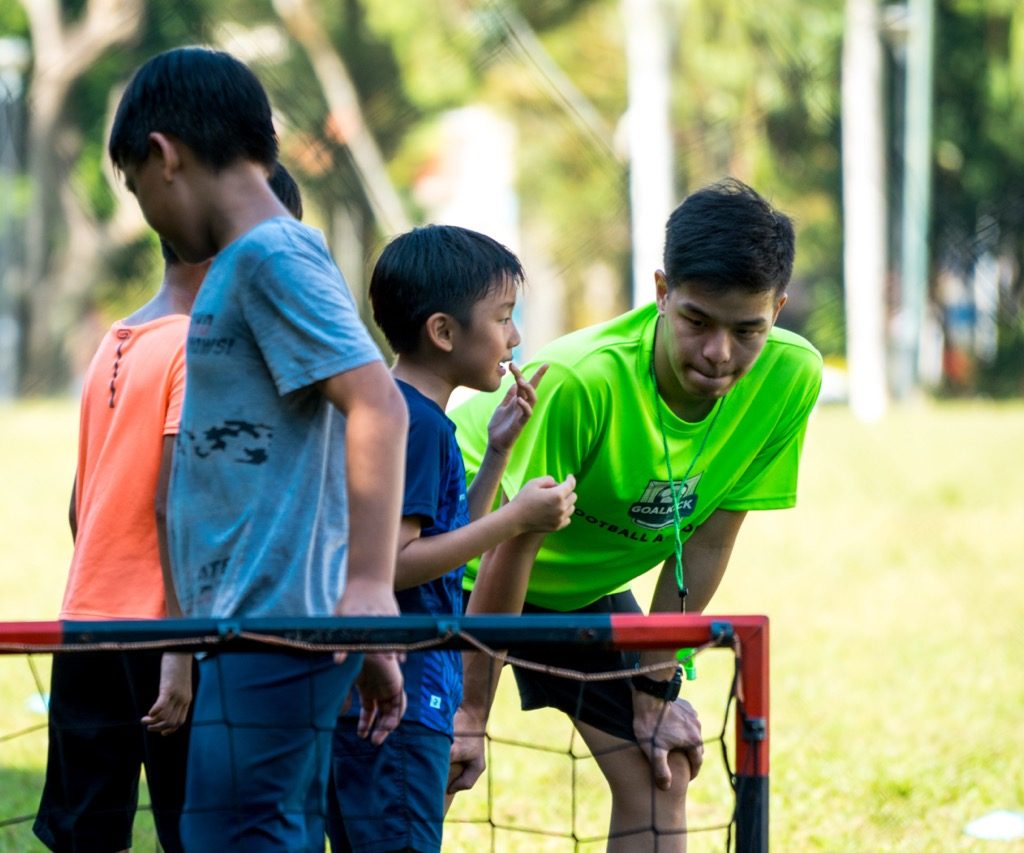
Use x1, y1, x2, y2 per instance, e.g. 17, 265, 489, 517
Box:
163, 341, 186, 436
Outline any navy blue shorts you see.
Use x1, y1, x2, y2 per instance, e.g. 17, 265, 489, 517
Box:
33, 650, 193, 853
510, 591, 643, 743
327, 718, 452, 853
180, 650, 362, 853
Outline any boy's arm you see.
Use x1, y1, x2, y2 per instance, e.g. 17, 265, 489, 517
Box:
395, 475, 575, 591
144, 435, 192, 736
155, 436, 183, 617
320, 360, 408, 604
447, 531, 546, 796
632, 508, 748, 789
466, 363, 548, 521
320, 360, 408, 741
466, 448, 512, 522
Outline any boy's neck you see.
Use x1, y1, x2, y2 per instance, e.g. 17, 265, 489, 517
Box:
392, 358, 456, 411
124, 260, 209, 325
198, 161, 289, 254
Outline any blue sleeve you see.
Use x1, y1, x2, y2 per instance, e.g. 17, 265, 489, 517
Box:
403, 412, 445, 526
240, 238, 381, 396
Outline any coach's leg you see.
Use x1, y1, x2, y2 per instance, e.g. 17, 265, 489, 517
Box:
574, 719, 691, 853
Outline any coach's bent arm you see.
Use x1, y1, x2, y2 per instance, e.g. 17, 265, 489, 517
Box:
651, 508, 748, 617
632, 509, 747, 787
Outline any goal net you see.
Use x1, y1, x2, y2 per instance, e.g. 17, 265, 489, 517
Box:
0, 614, 768, 852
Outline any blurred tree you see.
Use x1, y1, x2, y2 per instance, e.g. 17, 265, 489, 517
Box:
15, 0, 146, 392
932, 0, 1024, 395
2, 0, 851, 389
9, 0, 1019, 397
11, 0, 226, 392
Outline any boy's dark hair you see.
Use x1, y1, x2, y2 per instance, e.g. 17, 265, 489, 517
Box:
159, 162, 303, 266
268, 162, 303, 222
663, 177, 795, 295
370, 225, 525, 354
109, 47, 277, 171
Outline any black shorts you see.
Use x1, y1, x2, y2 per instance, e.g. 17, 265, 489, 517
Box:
510, 591, 642, 743
33, 650, 194, 853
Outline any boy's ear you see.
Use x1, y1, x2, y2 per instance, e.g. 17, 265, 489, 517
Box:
770, 292, 788, 325
424, 312, 456, 353
654, 270, 669, 315
148, 132, 183, 182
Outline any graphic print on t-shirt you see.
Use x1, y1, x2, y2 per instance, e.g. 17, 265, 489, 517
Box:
628, 473, 703, 529
179, 420, 274, 465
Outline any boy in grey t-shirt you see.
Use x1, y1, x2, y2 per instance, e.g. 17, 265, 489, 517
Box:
109, 46, 408, 848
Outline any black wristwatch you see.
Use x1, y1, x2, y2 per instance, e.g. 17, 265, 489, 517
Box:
631, 665, 683, 702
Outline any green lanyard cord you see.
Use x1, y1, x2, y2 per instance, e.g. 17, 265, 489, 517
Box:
650, 353, 723, 610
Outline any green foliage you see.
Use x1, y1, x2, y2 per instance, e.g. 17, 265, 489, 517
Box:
92, 234, 163, 325
931, 1, 1024, 392
934, 3, 1024, 249
10, 0, 1021, 390
362, 0, 479, 108
663, 0, 845, 353
72, 139, 115, 221
0, 0, 27, 36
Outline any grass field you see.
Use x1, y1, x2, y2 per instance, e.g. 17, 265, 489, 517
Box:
1, 398, 1022, 851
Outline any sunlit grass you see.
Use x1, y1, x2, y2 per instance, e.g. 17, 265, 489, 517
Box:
2, 399, 1022, 851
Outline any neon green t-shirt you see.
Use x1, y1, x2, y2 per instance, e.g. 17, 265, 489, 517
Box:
451, 303, 823, 611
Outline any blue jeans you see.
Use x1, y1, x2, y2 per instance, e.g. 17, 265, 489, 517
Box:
181, 650, 362, 852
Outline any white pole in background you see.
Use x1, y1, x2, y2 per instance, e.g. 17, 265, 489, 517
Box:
895, 0, 935, 397
623, 0, 674, 308
841, 0, 889, 421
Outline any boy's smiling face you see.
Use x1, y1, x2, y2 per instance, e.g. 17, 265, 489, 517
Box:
453, 277, 521, 392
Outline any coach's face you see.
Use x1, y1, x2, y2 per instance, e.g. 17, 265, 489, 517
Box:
653, 272, 786, 421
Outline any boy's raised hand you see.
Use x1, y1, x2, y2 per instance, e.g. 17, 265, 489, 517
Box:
509, 474, 577, 533
487, 363, 549, 456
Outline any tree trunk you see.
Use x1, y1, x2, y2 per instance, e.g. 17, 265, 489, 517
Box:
17, 0, 145, 394
273, 0, 410, 235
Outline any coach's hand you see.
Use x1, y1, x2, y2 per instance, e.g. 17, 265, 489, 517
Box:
632, 692, 704, 789
446, 706, 487, 798
141, 652, 192, 735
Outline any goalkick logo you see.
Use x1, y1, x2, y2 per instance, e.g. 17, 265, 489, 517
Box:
628, 474, 702, 530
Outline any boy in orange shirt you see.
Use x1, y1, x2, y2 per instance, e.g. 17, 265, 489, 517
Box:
33, 165, 302, 853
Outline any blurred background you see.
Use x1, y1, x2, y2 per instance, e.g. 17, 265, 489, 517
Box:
1, 3, 1023, 849
0, 0, 1021, 412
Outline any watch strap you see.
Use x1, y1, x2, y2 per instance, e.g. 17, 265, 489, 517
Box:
630, 665, 683, 702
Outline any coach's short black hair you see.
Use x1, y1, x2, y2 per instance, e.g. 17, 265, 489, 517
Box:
370, 225, 525, 354
109, 46, 277, 171
663, 178, 795, 295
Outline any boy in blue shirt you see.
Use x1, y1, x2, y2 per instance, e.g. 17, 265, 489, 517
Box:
327, 225, 577, 853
